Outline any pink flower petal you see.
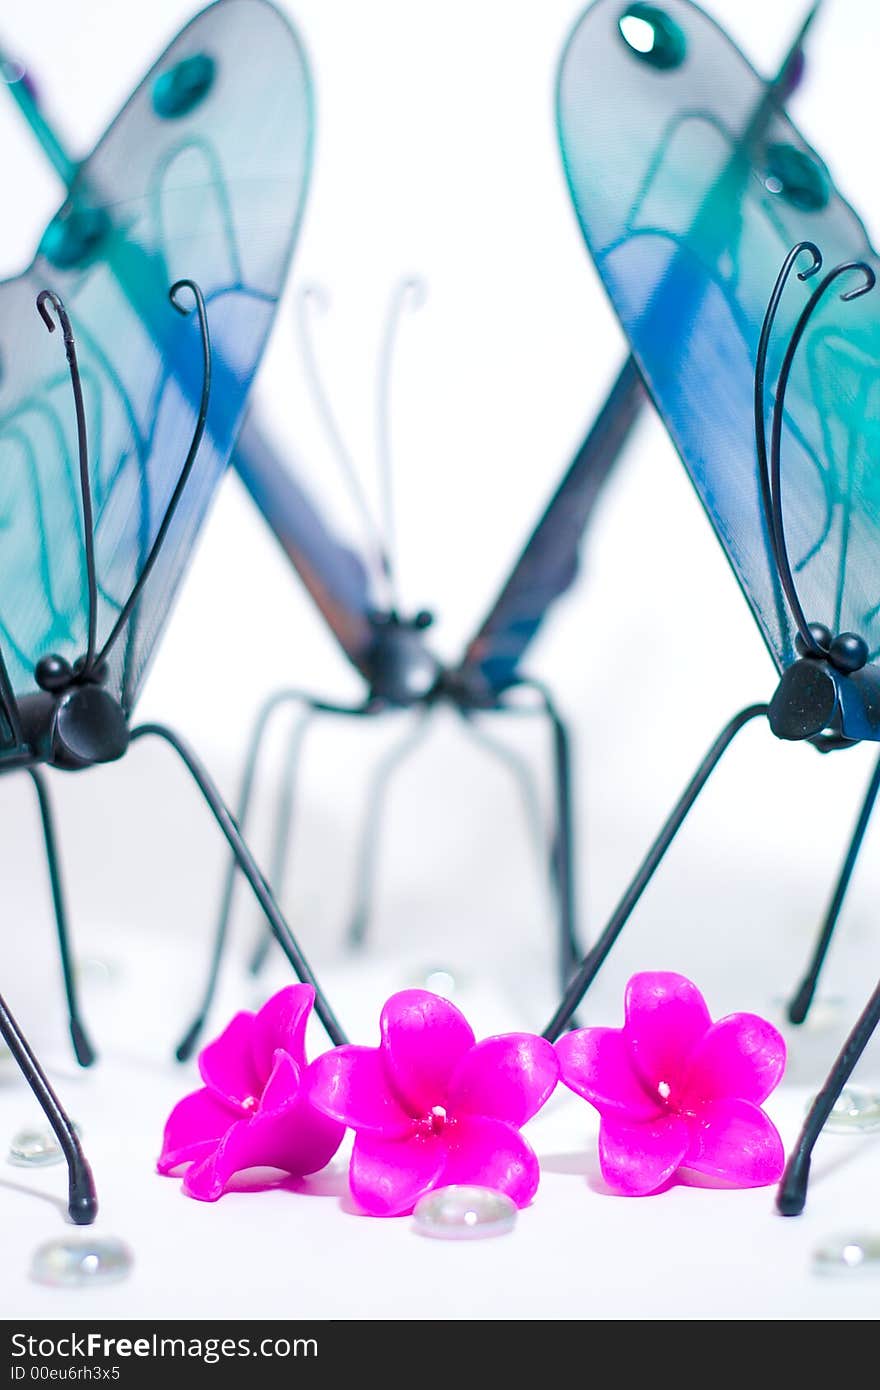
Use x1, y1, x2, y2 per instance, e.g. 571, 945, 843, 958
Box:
598, 1113, 690, 1196
251, 985, 314, 1077
684, 1097, 785, 1187
448, 1033, 559, 1127
380, 990, 475, 1114
349, 1132, 445, 1217
440, 1114, 541, 1208
199, 1011, 262, 1108
305, 1045, 412, 1136
556, 1027, 663, 1120
157, 1087, 239, 1174
681, 1014, 786, 1108
623, 972, 711, 1098
180, 1055, 344, 1202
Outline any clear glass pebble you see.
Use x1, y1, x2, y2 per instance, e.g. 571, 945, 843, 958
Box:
423, 969, 457, 998
819, 1086, 880, 1134
813, 1234, 880, 1277
413, 1185, 517, 1240
77, 955, 121, 987
30, 1237, 133, 1289
8, 1123, 80, 1168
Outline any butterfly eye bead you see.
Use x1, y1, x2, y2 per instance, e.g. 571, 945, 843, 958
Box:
34, 654, 73, 693
795, 623, 833, 658
828, 633, 869, 675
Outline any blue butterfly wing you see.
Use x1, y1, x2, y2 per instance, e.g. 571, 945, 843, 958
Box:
0, 0, 311, 712
232, 413, 379, 674
559, 0, 880, 671
454, 357, 645, 697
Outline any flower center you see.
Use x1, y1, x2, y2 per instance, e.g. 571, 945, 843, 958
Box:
429, 1105, 448, 1135
241, 1095, 259, 1112
657, 1081, 671, 1102
416, 1104, 450, 1137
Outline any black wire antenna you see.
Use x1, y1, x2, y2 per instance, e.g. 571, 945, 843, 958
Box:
37, 278, 212, 683
754, 242, 876, 660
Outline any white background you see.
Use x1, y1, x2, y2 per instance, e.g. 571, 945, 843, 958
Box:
1, 0, 880, 1320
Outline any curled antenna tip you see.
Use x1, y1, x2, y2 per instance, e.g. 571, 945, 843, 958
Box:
298, 282, 331, 313
36, 287, 65, 334
794, 241, 822, 281
397, 275, 428, 309
169, 277, 203, 315
840, 262, 876, 301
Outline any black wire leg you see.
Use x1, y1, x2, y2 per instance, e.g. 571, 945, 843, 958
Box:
248, 707, 316, 977
0, 989, 96, 1225
347, 712, 433, 949
129, 722, 348, 1052
27, 770, 97, 1068
184, 689, 309, 1057
458, 712, 545, 858
777, 975, 880, 1216
786, 751, 880, 1025
506, 681, 580, 991
175, 689, 365, 1059
543, 703, 769, 1042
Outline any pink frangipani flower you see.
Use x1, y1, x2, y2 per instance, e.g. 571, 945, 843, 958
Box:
158, 985, 344, 1202
304, 989, 559, 1217
556, 972, 786, 1197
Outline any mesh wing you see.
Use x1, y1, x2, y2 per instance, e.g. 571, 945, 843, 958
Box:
559, 0, 880, 670
0, 0, 312, 710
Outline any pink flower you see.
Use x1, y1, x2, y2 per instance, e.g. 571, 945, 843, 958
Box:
556, 972, 786, 1197
158, 985, 344, 1202
304, 989, 559, 1216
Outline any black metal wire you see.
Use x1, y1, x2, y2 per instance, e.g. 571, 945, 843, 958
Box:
27, 768, 96, 1067
129, 721, 349, 1051
543, 704, 769, 1042
0, 645, 25, 749
0, 987, 96, 1224
787, 750, 880, 1024
767, 257, 876, 654
93, 279, 212, 672
778, 974, 880, 1215
37, 290, 98, 672
753, 241, 822, 651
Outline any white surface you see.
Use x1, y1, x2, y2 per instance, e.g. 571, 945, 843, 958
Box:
0, 0, 879, 1321
3, 925, 880, 1322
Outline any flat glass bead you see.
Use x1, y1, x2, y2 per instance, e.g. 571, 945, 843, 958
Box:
813, 1234, 880, 1277
423, 969, 457, 998
819, 1086, 880, 1134
8, 1123, 81, 1168
30, 1237, 133, 1289
413, 1185, 517, 1240
77, 955, 122, 987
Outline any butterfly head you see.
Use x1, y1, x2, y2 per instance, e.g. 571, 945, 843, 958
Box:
19, 655, 128, 770
364, 608, 441, 707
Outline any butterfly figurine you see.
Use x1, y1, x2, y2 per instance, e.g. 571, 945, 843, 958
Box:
169, 0, 821, 1065
0, 0, 346, 1226
179, 311, 645, 1062
543, 0, 880, 1214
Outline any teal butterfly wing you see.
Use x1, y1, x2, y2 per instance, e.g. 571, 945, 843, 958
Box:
0, 0, 312, 719
558, 0, 880, 671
